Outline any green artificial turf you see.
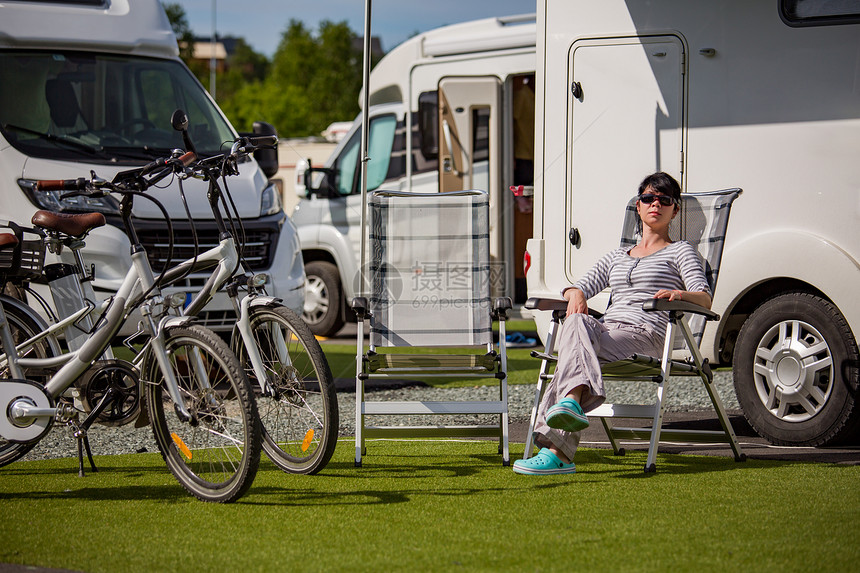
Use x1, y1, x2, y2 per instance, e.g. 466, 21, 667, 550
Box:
1, 440, 858, 572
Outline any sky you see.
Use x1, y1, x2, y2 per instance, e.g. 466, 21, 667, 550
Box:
175, 0, 536, 56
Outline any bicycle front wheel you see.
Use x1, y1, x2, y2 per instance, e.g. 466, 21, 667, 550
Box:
0, 296, 61, 467
234, 305, 338, 474
145, 324, 261, 503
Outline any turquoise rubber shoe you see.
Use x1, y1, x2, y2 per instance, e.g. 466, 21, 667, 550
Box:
512, 448, 576, 475
546, 397, 589, 432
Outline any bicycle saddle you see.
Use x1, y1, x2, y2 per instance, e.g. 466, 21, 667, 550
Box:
31, 211, 106, 237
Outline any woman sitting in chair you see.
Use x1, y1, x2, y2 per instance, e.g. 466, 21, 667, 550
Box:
513, 172, 712, 475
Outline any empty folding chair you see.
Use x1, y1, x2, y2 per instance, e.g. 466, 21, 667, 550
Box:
352, 190, 511, 467
524, 188, 746, 472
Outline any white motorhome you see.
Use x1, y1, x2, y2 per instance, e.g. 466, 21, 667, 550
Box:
0, 0, 305, 329
528, 0, 860, 446
292, 14, 536, 336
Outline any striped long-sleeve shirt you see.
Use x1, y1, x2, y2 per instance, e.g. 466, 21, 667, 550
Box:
570, 241, 711, 335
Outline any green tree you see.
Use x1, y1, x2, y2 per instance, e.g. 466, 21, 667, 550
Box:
159, 8, 376, 138
225, 19, 368, 137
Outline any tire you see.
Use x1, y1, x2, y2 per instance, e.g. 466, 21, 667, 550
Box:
233, 305, 338, 474
145, 324, 261, 502
0, 297, 61, 467
733, 292, 860, 446
302, 261, 345, 337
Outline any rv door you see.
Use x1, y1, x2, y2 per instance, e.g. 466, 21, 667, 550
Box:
566, 36, 686, 286
437, 76, 505, 296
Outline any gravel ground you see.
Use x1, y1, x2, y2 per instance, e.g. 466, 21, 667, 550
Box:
18, 372, 738, 462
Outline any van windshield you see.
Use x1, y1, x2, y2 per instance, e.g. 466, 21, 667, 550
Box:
0, 50, 235, 162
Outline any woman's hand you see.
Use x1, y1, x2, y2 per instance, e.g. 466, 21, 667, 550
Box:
564, 288, 588, 316
654, 289, 684, 301
653, 289, 712, 309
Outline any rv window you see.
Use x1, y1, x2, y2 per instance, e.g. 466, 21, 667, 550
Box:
418, 91, 439, 160
333, 114, 397, 195
780, 0, 860, 25
472, 107, 490, 162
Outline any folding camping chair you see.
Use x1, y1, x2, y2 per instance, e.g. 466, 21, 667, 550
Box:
352, 190, 511, 467
523, 188, 746, 472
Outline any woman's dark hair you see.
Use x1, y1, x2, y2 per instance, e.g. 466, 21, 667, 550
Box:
638, 172, 681, 203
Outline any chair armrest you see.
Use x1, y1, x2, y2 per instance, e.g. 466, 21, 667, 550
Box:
642, 299, 720, 321
524, 297, 566, 311
525, 297, 604, 320
351, 297, 369, 320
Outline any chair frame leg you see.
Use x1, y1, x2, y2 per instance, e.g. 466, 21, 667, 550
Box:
677, 317, 746, 462
644, 320, 676, 472
523, 315, 561, 459
355, 318, 365, 467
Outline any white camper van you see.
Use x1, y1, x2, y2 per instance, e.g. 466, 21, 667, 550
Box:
528, 0, 860, 446
292, 14, 536, 336
0, 0, 305, 329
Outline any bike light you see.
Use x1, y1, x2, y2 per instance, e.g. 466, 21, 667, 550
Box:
247, 273, 268, 287
260, 182, 283, 216
166, 292, 187, 309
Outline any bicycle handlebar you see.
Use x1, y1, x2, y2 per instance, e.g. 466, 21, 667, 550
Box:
245, 135, 278, 149
34, 135, 261, 198
35, 178, 88, 192
139, 150, 197, 177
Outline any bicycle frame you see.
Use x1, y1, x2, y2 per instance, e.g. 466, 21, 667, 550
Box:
157, 234, 284, 397
0, 204, 205, 439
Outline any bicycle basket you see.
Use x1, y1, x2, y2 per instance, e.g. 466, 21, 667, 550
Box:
0, 222, 45, 282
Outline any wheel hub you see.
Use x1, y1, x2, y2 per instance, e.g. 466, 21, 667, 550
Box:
303, 276, 328, 321
753, 320, 833, 423
0, 380, 54, 442
774, 351, 802, 389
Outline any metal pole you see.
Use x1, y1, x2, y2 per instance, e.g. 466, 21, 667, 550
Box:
210, 0, 217, 99
358, 0, 372, 298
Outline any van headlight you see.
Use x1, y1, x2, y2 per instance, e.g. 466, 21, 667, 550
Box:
260, 181, 283, 216
18, 179, 120, 215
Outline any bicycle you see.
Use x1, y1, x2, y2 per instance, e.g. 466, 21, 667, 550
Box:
155, 111, 338, 474
4, 111, 338, 475
0, 152, 262, 503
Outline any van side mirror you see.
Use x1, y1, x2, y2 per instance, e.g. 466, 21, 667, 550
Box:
295, 158, 310, 198
171, 109, 197, 153
252, 121, 279, 179
300, 160, 338, 198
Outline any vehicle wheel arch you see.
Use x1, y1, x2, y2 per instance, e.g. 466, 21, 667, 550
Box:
717, 277, 830, 365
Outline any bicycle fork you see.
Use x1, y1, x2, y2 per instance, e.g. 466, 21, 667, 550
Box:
141, 308, 194, 421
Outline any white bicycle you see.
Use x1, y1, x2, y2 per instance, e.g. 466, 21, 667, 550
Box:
0, 152, 261, 502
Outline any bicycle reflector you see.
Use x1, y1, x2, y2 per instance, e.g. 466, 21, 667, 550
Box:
301, 429, 314, 452
171, 432, 193, 460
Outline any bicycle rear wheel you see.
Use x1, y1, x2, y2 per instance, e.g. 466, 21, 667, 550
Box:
234, 305, 338, 474
145, 324, 261, 502
0, 296, 60, 467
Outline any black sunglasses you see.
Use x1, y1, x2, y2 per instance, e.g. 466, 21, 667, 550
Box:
639, 193, 676, 207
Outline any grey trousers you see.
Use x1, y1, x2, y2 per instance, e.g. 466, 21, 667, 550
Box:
533, 314, 663, 461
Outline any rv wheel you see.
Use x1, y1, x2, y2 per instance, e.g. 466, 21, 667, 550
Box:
303, 261, 345, 337
733, 292, 860, 446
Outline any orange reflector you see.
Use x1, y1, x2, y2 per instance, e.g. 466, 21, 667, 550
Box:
301, 429, 315, 452
171, 432, 193, 460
